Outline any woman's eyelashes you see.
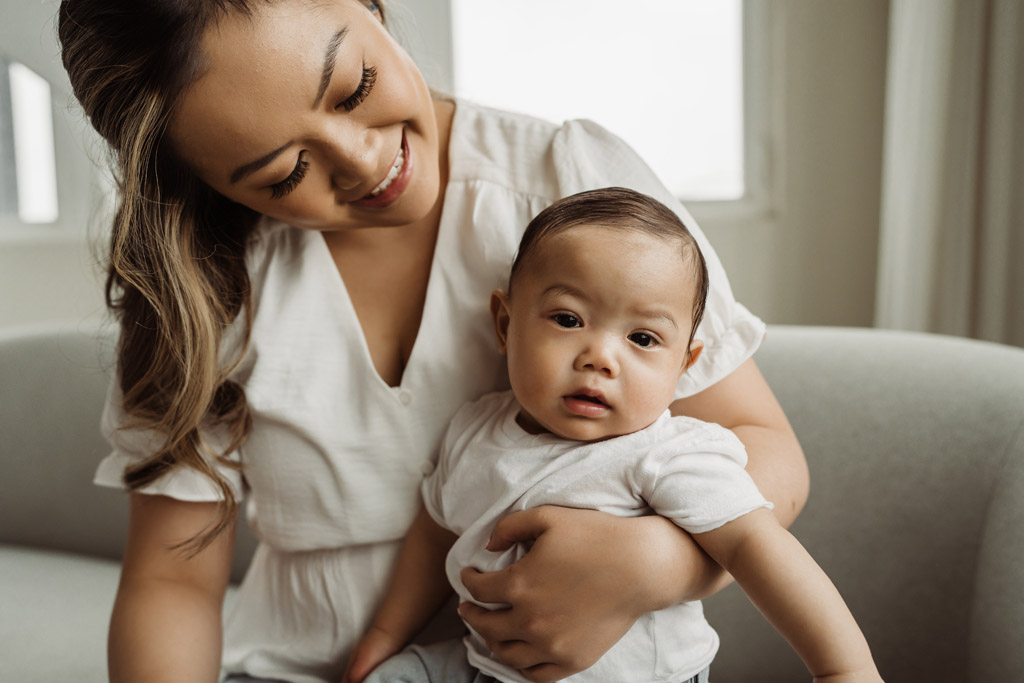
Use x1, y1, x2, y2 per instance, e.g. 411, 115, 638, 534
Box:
266, 63, 378, 199
269, 152, 309, 199
337, 63, 377, 113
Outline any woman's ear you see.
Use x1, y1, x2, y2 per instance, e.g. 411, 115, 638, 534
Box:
490, 289, 512, 355
682, 339, 705, 374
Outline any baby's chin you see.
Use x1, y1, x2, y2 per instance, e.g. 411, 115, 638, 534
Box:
538, 416, 659, 443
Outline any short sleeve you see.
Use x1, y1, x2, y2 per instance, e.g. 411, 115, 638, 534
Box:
94, 367, 245, 503
553, 119, 766, 398
639, 421, 772, 534
420, 416, 457, 529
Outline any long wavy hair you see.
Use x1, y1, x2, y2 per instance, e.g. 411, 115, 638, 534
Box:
58, 0, 388, 551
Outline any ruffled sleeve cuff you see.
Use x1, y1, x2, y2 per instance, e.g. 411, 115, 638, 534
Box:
95, 378, 245, 502
675, 302, 767, 399
94, 449, 244, 502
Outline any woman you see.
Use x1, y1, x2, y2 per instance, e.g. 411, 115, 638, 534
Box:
58, 1, 807, 681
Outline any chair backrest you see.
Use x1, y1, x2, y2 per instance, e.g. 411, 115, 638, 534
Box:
704, 325, 1024, 683
0, 324, 256, 582
4, 323, 1022, 680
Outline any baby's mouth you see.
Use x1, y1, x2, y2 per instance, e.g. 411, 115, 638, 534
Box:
569, 393, 608, 407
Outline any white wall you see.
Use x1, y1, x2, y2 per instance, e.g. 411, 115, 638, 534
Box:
0, 0, 110, 331
0, 0, 890, 332
696, 0, 889, 326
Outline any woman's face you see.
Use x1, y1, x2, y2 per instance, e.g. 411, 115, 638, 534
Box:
171, 0, 443, 231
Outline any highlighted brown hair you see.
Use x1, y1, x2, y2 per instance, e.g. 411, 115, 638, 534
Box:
58, 0, 387, 551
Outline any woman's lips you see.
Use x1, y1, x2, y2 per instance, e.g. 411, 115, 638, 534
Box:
351, 131, 412, 209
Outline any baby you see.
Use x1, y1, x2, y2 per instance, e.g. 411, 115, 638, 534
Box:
344, 187, 882, 683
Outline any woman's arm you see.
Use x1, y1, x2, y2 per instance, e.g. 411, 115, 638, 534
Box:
672, 357, 808, 527
458, 357, 807, 682
108, 493, 236, 683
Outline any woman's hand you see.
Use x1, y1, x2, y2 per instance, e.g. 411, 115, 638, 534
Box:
457, 505, 717, 683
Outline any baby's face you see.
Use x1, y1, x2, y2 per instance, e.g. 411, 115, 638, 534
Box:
493, 225, 702, 441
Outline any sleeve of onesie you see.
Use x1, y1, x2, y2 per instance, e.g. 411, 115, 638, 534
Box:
638, 422, 773, 535
552, 119, 767, 398
419, 400, 471, 530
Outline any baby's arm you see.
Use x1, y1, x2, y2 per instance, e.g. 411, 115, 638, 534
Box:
694, 508, 882, 682
341, 505, 457, 683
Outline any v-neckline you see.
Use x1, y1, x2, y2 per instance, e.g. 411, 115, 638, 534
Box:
315, 212, 448, 392
314, 99, 458, 392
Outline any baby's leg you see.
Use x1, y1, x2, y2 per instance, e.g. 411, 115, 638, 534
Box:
362, 638, 495, 683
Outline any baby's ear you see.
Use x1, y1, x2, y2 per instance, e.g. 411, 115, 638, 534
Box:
490, 290, 512, 354
682, 339, 705, 374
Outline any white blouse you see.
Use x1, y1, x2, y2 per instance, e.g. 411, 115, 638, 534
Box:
95, 99, 765, 683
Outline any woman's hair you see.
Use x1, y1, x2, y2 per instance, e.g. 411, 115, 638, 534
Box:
510, 187, 710, 354
58, 0, 388, 551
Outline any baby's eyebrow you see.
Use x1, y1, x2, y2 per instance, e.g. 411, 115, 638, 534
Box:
541, 284, 586, 301
635, 308, 679, 330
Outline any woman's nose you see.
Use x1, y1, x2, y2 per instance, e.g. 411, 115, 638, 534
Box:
323, 121, 382, 191
574, 337, 620, 377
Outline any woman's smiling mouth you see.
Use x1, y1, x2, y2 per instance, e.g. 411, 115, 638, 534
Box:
351, 130, 412, 208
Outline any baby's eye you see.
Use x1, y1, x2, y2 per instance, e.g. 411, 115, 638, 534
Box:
628, 332, 658, 348
552, 313, 581, 328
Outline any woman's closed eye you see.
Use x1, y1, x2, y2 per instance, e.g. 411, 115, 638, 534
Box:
337, 63, 377, 113
269, 151, 309, 199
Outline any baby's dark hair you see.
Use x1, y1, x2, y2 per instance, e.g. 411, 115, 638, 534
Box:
510, 187, 709, 351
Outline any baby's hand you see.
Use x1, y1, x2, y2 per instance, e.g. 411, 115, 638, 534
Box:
339, 626, 403, 683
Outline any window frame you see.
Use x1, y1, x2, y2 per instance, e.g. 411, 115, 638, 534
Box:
401, 0, 784, 229
0, 2, 107, 243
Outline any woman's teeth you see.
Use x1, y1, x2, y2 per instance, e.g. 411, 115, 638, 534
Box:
368, 147, 406, 197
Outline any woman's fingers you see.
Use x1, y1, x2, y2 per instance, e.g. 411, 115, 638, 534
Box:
459, 566, 513, 605
486, 507, 554, 551
457, 600, 519, 643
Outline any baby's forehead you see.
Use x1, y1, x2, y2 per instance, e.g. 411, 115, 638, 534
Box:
521, 226, 699, 296
528, 223, 692, 271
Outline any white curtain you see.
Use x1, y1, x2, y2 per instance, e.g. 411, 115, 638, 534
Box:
875, 0, 1024, 346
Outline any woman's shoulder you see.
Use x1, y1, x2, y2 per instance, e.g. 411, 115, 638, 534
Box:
448, 98, 649, 199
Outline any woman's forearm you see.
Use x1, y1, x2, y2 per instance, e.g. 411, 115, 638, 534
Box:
733, 421, 808, 528
109, 577, 225, 682
110, 494, 235, 683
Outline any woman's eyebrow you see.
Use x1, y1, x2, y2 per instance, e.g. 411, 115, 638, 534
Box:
228, 26, 349, 185
312, 27, 349, 109
230, 140, 293, 184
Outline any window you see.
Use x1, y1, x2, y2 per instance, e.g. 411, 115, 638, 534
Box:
0, 56, 59, 224
449, 0, 744, 201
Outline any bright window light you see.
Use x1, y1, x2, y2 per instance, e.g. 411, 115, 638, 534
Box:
450, 0, 744, 200
9, 61, 59, 223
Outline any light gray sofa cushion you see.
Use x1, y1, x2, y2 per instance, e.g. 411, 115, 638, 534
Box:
2, 324, 1022, 682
